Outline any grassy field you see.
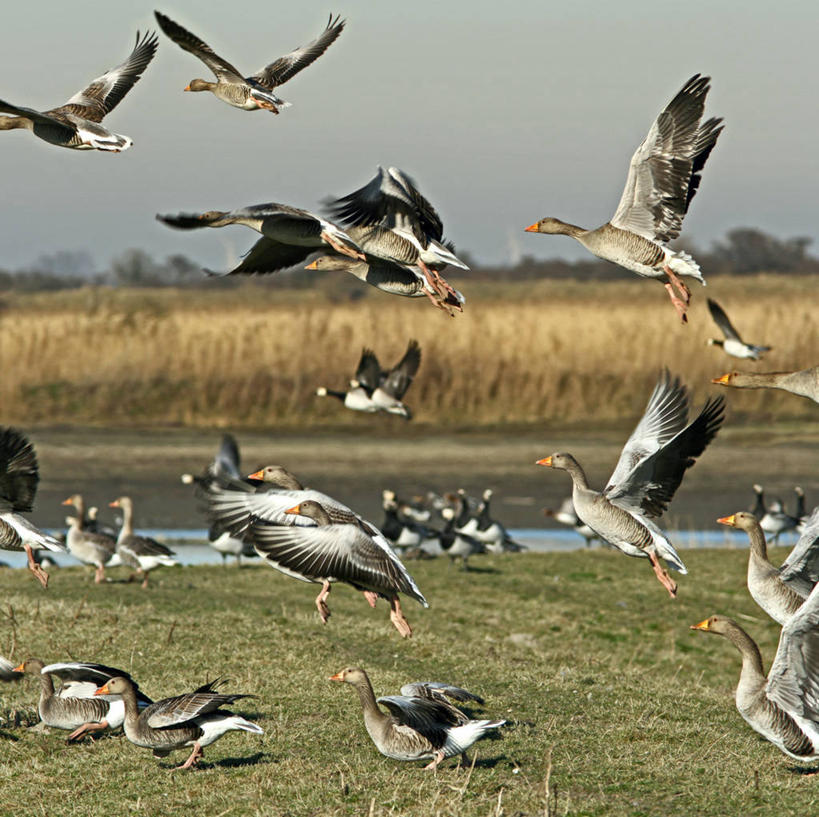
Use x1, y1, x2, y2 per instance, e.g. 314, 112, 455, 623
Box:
1, 274, 816, 428
2, 548, 819, 817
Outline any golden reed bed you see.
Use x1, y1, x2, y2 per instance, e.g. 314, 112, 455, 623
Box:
1, 274, 815, 428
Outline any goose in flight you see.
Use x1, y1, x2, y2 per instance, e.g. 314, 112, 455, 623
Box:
706, 298, 770, 360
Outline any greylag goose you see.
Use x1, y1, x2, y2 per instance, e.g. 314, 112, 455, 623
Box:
712, 366, 819, 404
329, 667, 504, 770
157, 202, 364, 273
537, 371, 725, 596
61, 494, 116, 583
154, 11, 344, 114
543, 497, 599, 546
324, 167, 468, 313
0, 427, 64, 588
108, 497, 178, 587
13, 658, 151, 739
0, 31, 157, 151
94, 676, 262, 769
525, 75, 723, 323
691, 594, 819, 764
706, 299, 771, 360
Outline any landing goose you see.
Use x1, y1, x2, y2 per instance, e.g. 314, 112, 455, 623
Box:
157, 202, 364, 274
155, 11, 344, 113
525, 75, 723, 322
330, 667, 504, 770
108, 497, 178, 587
94, 676, 262, 769
0, 31, 157, 151
537, 371, 724, 596
0, 427, 64, 588
706, 299, 770, 360
691, 590, 819, 764
61, 494, 116, 583
712, 366, 819, 404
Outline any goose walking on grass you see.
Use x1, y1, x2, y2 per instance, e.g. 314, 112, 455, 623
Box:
61, 494, 116, 583
155, 11, 344, 114
706, 299, 771, 360
13, 659, 152, 740
329, 667, 505, 770
0, 427, 64, 588
109, 497, 178, 587
691, 588, 819, 765
525, 75, 723, 323
94, 676, 262, 769
536, 371, 724, 596
0, 31, 157, 151
712, 365, 819, 404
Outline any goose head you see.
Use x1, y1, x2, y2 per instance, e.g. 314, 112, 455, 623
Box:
184, 78, 216, 93
717, 511, 760, 533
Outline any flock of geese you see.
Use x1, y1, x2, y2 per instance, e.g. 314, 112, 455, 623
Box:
1, 8, 818, 777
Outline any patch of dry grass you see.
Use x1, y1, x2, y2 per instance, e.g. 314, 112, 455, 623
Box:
1, 274, 815, 428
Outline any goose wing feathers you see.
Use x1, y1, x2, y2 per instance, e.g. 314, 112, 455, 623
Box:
605, 371, 725, 517
60, 31, 158, 122
0, 99, 75, 135
44, 661, 153, 705
707, 298, 742, 342
377, 694, 467, 744
209, 236, 315, 277
381, 340, 421, 400
355, 349, 382, 393
779, 508, 819, 597
610, 75, 723, 243
146, 690, 250, 729
154, 12, 244, 82
0, 427, 39, 513
214, 434, 241, 480
251, 14, 345, 89
400, 682, 484, 705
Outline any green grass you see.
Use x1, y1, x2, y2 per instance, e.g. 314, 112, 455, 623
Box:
2, 548, 818, 817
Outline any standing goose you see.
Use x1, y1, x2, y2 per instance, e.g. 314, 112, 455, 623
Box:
438, 506, 486, 569
109, 497, 178, 587
0, 427, 64, 588
380, 496, 440, 552
157, 202, 364, 272
690, 591, 819, 764
525, 75, 723, 323
706, 299, 771, 360
154, 11, 344, 114
750, 483, 766, 521
94, 676, 262, 769
0, 31, 157, 151
329, 667, 504, 769
61, 494, 116, 583
712, 365, 819, 404
537, 371, 724, 596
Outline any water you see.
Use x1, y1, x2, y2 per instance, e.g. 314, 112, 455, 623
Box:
0, 528, 801, 570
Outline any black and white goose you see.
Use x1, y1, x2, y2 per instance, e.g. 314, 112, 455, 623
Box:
155, 11, 344, 114
543, 497, 599, 546
0, 31, 157, 151
706, 298, 771, 360
470, 490, 525, 553
380, 497, 440, 553
439, 506, 486, 569
316, 347, 380, 413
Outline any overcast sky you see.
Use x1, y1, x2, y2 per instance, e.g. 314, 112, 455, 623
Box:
2, 0, 817, 272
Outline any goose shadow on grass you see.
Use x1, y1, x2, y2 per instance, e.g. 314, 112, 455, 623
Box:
452, 565, 501, 575
164, 751, 273, 771
787, 763, 819, 776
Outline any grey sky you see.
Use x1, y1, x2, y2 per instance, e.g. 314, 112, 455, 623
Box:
2, 0, 817, 272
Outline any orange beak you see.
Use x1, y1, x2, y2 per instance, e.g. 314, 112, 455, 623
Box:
247, 469, 265, 480
183, 84, 191, 92
94, 683, 110, 696
536, 456, 553, 467
716, 514, 737, 527
711, 373, 731, 385
61, 498, 73, 506
304, 260, 318, 270
524, 222, 539, 233
108, 500, 120, 508
12, 662, 24, 673
690, 619, 711, 631
328, 671, 344, 682
284, 504, 301, 515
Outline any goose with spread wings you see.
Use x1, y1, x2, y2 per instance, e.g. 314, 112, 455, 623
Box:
0, 31, 157, 151
706, 298, 771, 360
525, 75, 723, 323
537, 371, 724, 596
155, 11, 344, 113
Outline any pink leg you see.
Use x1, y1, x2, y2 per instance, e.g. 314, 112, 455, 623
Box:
418, 261, 463, 315
320, 231, 366, 261
647, 551, 677, 598
140, 571, 149, 589
67, 719, 109, 741
315, 581, 332, 623
362, 590, 379, 608
663, 283, 689, 324
176, 742, 203, 769
25, 545, 49, 589
422, 750, 445, 770
388, 596, 413, 638
94, 565, 105, 584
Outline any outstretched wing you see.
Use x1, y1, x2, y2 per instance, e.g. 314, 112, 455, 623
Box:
400, 681, 484, 705
779, 509, 819, 598
355, 349, 382, 393
707, 299, 742, 342
0, 427, 39, 513
146, 690, 249, 728
381, 340, 421, 400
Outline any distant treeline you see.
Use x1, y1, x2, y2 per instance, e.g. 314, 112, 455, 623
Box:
1, 227, 817, 292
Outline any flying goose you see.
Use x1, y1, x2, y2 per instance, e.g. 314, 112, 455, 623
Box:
691, 590, 819, 764
157, 202, 364, 275
316, 347, 381, 413
329, 667, 504, 769
712, 365, 819, 404
108, 497, 178, 587
0, 427, 64, 588
537, 371, 725, 596
61, 494, 117, 583
706, 299, 771, 360
0, 31, 157, 151
155, 11, 344, 113
94, 675, 262, 769
525, 75, 723, 323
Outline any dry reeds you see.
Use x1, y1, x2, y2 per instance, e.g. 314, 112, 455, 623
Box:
1, 275, 815, 428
